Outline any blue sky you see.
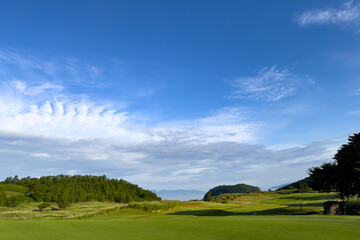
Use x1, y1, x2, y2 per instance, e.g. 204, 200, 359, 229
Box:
0, 0, 359, 191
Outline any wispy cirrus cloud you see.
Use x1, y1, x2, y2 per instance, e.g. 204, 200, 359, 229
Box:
0, 49, 104, 89
349, 88, 360, 96
296, 1, 360, 27
228, 66, 302, 102
10, 80, 63, 96
348, 110, 360, 115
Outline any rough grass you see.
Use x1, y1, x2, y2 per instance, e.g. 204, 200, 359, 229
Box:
0, 201, 125, 220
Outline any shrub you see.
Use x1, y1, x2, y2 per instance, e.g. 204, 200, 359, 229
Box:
38, 202, 51, 211
4, 195, 34, 207
58, 199, 71, 209
345, 199, 360, 215
128, 200, 181, 212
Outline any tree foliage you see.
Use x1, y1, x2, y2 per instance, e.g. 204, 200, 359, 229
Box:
2, 175, 160, 204
38, 202, 51, 211
203, 183, 260, 199
308, 133, 360, 200
276, 177, 312, 192
308, 162, 337, 192
203, 191, 212, 201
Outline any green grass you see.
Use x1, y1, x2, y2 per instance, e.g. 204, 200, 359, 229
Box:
170, 192, 337, 216
0, 192, 358, 239
0, 214, 359, 239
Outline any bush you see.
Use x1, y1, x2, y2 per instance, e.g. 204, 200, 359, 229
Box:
38, 202, 51, 211
58, 199, 71, 209
128, 200, 181, 212
345, 199, 360, 215
4, 195, 34, 207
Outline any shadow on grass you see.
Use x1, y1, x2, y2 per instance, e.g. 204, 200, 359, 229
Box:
33, 207, 61, 212
169, 208, 300, 216
170, 203, 323, 217
277, 195, 335, 201
170, 208, 321, 216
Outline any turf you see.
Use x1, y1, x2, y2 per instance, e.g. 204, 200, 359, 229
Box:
0, 192, 358, 239
169, 192, 337, 216
1, 214, 359, 240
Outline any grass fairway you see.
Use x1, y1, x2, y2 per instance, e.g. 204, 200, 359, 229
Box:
1, 213, 359, 240
0, 192, 358, 239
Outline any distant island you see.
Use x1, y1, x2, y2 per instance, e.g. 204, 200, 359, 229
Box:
203, 183, 260, 200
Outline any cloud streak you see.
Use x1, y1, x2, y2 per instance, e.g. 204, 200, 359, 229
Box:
296, 1, 360, 27
228, 66, 298, 102
350, 88, 360, 96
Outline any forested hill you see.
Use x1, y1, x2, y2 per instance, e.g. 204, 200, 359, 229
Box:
2, 175, 160, 204
203, 183, 260, 200
276, 178, 310, 191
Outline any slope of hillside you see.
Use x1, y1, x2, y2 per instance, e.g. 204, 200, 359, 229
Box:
204, 183, 260, 200
276, 178, 310, 191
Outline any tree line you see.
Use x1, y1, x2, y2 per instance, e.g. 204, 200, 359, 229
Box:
1, 175, 160, 207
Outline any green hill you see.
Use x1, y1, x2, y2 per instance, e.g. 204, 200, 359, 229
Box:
276, 178, 311, 192
0, 183, 29, 193
0, 175, 160, 207
204, 183, 260, 200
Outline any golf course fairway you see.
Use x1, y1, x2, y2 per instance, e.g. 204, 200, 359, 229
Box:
1, 212, 359, 240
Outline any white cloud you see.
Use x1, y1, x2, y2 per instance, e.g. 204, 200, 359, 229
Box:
297, 1, 360, 27
154, 108, 261, 144
350, 88, 360, 96
0, 81, 260, 144
31, 153, 51, 158
348, 110, 360, 115
0, 131, 341, 190
0, 49, 342, 191
10, 80, 63, 96
228, 66, 298, 101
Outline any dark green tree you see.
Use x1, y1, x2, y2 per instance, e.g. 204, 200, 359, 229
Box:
298, 183, 311, 194
333, 133, 360, 200
308, 132, 360, 200
308, 162, 337, 193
